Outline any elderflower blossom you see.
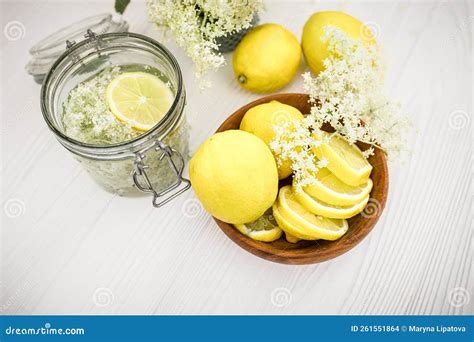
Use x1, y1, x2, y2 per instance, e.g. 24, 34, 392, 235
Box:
62, 66, 141, 144
271, 26, 410, 191
147, 0, 262, 87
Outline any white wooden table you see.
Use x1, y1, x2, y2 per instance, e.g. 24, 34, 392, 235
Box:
1, 0, 472, 315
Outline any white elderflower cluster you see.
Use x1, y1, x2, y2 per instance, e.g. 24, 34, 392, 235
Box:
62, 66, 141, 145
272, 26, 410, 190
271, 121, 328, 192
147, 0, 262, 87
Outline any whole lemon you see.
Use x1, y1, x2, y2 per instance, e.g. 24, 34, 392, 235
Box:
302, 11, 376, 75
189, 130, 278, 224
233, 24, 301, 93
240, 100, 303, 179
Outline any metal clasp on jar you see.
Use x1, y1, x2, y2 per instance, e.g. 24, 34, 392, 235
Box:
65, 29, 105, 65
133, 140, 190, 207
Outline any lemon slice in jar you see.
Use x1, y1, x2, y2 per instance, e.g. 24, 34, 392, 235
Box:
234, 210, 283, 242
106, 72, 174, 131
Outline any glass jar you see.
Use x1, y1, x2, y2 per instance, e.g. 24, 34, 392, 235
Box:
26, 13, 129, 84
41, 31, 190, 207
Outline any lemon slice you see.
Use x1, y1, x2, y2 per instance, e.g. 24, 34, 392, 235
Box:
285, 233, 301, 244
313, 132, 372, 186
277, 186, 348, 240
234, 210, 283, 242
106, 72, 174, 131
304, 168, 373, 206
273, 203, 319, 240
294, 185, 369, 219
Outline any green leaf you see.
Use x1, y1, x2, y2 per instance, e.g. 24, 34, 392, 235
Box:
115, 0, 130, 14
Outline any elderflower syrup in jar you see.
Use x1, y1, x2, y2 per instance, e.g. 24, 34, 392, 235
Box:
41, 31, 190, 206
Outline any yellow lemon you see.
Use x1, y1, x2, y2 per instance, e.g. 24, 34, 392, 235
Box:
189, 130, 278, 224
233, 24, 301, 93
234, 209, 283, 242
275, 186, 348, 240
302, 11, 376, 75
106, 72, 174, 131
313, 132, 372, 187
240, 101, 304, 179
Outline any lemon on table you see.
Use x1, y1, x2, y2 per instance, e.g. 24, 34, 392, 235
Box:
313, 132, 372, 187
190, 130, 278, 224
276, 186, 349, 240
233, 24, 301, 93
234, 209, 283, 242
304, 168, 373, 206
240, 101, 304, 179
106, 72, 174, 131
293, 184, 369, 219
302, 11, 376, 75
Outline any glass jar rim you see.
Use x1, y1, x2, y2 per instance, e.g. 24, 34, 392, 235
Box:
29, 13, 124, 57
26, 13, 128, 80
40, 32, 184, 153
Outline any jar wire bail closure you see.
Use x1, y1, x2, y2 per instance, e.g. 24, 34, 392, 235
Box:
133, 141, 191, 208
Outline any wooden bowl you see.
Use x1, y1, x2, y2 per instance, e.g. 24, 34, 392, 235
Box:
214, 93, 389, 265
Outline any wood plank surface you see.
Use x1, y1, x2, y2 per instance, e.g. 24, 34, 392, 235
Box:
1, 0, 472, 315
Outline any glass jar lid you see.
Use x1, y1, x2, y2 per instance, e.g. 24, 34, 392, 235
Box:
26, 13, 128, 83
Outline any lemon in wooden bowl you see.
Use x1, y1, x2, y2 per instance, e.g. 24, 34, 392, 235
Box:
240, 100, 304, 179
190, 130, 278, 225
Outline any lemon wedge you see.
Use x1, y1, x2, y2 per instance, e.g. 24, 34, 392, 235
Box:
313, 132, 372, 186
276, 186, 348, 240
106, 72, 174, 131
304, 168, 373, 206
234, 210, 283, 242
293, 185, 369, 219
